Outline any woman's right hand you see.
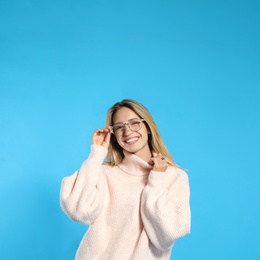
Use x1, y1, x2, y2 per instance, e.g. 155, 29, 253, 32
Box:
92, 127, 112, 149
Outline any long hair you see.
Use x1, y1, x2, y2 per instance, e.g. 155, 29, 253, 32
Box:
105, 99, 179, 168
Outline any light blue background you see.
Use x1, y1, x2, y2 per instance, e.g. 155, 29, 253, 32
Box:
1, 0, 259, 259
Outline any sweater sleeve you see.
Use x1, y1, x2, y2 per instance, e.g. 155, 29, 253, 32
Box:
141, 167, 191, 251
60, 144, 107, 225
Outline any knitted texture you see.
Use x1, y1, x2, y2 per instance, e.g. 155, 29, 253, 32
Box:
60, 145, 191, 260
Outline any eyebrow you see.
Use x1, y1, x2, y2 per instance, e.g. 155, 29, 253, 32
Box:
113, 117, 140, 125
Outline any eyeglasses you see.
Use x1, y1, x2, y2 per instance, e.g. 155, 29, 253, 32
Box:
110, 118, 145, 136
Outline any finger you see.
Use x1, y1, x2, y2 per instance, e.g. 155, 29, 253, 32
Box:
160, 155, 165, 161
157, 152, 165, 160
153, 152, 162, 159
152, 152, 158, 157
104, 127, 112, 143
94, 128, 108, 136
151, 152, 168, 172
148, 158, 154, 165
94, 129, 102, 136
152, 153, 166, 164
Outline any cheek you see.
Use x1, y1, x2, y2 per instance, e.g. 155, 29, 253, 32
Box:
140, 129, 149, 140
142, 135, 149, 144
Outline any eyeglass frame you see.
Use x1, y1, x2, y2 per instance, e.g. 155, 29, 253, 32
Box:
110, 118, 145, 136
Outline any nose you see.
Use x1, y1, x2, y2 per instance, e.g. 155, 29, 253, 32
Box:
122, 123, 133, 136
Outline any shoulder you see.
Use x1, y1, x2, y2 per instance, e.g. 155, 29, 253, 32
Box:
165, 165, 189, 183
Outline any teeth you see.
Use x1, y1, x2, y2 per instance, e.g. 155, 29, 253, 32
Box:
126, 137, 138, 143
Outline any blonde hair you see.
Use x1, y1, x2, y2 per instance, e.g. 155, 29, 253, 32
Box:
105, 99, 179, 167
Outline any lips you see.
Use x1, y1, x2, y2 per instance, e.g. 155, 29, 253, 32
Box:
125, 137, 139, 144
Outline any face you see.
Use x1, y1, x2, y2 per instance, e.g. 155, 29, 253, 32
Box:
112, 107, 151, 161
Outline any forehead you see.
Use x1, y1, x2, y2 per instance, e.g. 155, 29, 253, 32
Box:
113, 107, 139, 123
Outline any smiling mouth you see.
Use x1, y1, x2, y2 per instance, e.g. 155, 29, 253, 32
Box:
125, 137, 139, 144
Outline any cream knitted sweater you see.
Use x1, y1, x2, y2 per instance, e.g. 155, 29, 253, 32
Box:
60, 145, 191, 260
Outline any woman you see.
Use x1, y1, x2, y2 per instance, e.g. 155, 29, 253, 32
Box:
60, 99, 191, 260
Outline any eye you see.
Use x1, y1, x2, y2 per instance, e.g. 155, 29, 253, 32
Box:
130, 120, 140, 125
115, 125, 124, 131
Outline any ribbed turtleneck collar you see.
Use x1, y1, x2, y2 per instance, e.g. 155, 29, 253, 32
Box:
117, 150, 153, 176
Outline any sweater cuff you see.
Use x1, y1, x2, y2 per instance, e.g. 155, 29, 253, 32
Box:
87, 144, 108, 164
148, 170, 165, 188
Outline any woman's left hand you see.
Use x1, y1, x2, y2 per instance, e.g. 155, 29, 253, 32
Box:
150, 152, 168, 172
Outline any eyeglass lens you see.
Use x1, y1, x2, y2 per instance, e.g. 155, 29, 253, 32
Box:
113, 119, 143, 135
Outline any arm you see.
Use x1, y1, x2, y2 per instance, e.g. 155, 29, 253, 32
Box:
141, 167, 191, 251
60, 126, 112, 225
60, 144, 107, 225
